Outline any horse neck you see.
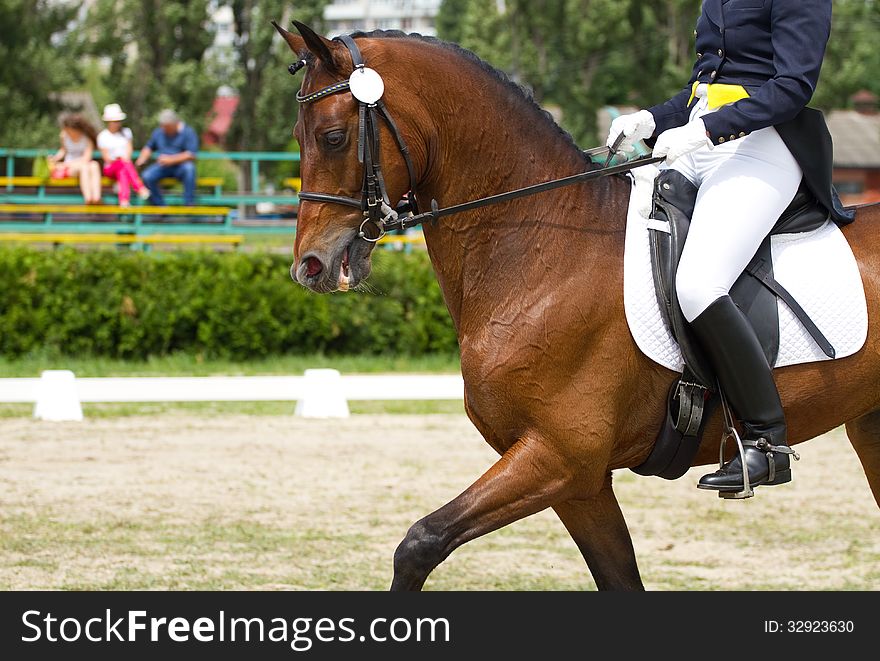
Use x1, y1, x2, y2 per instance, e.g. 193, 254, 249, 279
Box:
405, 51, 628, 328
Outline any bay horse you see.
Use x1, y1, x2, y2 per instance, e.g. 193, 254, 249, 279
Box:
276, 22, 880, 590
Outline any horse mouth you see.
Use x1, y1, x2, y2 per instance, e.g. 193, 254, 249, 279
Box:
333, 239, 360, 292
338, 238, 374, 291
338, 245, 352, 291
295, 232, 374, 293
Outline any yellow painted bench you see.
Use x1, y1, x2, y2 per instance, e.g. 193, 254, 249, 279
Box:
0, 176, 224, 189
0, 176, 114, 187
159, 177, 224, 189
376, 233, 426, 245
0, 232, 243, 246
0, 230, 413, 247
0, 203, 229, 217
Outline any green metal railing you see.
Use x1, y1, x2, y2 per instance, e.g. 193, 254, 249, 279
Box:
1, 148, 300, 192
0, 148, 302, 235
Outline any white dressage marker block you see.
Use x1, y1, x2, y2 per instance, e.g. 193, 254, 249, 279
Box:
294, 369, 350, 418
33, 370, 84, 422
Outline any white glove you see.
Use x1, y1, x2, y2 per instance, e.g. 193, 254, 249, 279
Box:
653, 118, 712, 163
606, 109, 656, 154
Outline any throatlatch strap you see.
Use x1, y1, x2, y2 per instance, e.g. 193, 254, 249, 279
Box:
377, 100, 420, 213
367, 105, 391, 206
357, 104, 366, 164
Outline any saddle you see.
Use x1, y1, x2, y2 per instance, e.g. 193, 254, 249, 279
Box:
632, 169, 834, 480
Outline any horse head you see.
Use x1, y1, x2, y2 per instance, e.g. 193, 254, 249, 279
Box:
275, 21, 424, 293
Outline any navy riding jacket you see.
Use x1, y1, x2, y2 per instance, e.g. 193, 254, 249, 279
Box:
648, 0, 832, 146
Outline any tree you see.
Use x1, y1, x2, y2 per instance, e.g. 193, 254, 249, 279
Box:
812, 0, 880, 109
0, 0, 81, 148
227, 1, 328, 155
440, 0, 657, 144
435, 0, 470, 44
437, 0, 880, 145
223, 0, 328, 188
78, 0, 218, 143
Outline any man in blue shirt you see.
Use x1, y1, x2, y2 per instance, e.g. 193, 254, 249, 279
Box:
135, 109, 199, 205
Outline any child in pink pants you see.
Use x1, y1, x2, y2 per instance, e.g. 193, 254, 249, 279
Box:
97, 104, 150, 207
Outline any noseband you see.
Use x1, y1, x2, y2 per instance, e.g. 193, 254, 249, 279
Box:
294, 34, 420, 242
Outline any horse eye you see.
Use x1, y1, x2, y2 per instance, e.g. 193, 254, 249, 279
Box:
324, 130, 346, 148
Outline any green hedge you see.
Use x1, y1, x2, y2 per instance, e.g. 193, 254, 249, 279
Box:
0, 247, 458, 360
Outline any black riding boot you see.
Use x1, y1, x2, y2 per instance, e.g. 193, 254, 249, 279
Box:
689, 295, 796, 492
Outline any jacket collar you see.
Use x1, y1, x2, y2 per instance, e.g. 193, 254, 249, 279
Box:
704, 0, 724, 30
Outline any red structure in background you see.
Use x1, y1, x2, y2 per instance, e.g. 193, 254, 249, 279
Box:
203, 93, 239, 147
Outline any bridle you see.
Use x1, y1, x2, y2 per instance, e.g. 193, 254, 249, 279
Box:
294, 34, 420, 243
291, 34, 666, 242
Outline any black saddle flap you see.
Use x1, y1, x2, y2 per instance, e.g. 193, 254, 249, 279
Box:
772, 181, 830, 235
647, 169, 782, 386
648, 170, 716, 388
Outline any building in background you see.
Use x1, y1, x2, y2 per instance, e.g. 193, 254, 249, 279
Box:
827, 90, 880, 205
323, 0, 441, 36
206, 2, 237, 70
203, 3, 239, 146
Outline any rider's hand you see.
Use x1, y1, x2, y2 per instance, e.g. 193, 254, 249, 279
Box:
606, 109, 656, 154
653, 118, 712, 163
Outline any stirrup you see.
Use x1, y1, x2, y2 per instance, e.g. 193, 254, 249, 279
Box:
716, 389, 753, 500
715, 390, 799, 500
717, 426, 753, 500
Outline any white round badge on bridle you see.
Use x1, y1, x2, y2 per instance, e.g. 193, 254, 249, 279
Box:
349, 67, 385, 104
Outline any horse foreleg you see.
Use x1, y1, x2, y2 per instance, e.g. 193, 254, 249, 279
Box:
390, 435, 579, 591
552, 475, 644, 591
845, 409, 880, 507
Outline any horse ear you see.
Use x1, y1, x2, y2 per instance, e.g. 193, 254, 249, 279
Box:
272, 20, 306, 56
291, 20, 345, 72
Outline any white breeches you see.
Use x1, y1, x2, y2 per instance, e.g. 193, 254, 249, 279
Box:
666, 96, 803, 322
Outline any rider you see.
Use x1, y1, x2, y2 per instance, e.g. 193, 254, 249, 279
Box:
607, 0, 852, 494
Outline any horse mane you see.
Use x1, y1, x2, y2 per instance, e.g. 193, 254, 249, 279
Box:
348, 30, 593, 167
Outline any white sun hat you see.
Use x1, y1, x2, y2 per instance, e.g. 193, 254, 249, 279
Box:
101, 103, 127, 122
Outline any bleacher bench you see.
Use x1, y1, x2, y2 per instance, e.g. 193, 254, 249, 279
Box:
0, 203, 230, 217
0, 232, 243, 247
0, 176, 223, 190
159, 177, 224, 191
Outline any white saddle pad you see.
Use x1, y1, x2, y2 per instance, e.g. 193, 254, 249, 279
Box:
623, 164, 868, 371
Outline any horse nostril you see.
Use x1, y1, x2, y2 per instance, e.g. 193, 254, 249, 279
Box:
303, 255, 323, 278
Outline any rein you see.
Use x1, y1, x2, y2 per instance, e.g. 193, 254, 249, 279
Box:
292, 35, 665, 241
390, 152, 665, 232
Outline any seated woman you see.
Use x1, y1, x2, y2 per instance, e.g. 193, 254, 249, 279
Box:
47, 114, 102, 205
97, 104, 150, 207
